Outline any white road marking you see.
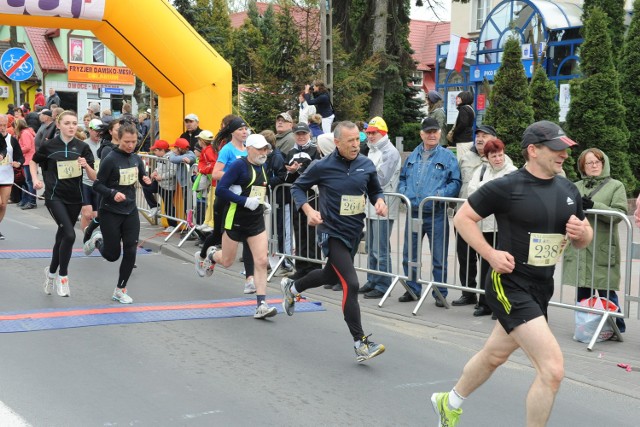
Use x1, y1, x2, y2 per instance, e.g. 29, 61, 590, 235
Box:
0, 400, 30, 426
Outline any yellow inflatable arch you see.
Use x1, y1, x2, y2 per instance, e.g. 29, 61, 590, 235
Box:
0, 0, 231, 141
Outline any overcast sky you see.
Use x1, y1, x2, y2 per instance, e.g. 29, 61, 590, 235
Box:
410, 1, 451, 21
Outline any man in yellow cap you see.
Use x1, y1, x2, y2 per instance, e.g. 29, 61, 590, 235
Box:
357, 117, 401, 298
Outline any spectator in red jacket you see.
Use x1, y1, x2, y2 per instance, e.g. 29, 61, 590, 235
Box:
34, 89, 46, 109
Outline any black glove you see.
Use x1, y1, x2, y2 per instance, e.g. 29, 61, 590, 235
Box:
581, 196, 594, 210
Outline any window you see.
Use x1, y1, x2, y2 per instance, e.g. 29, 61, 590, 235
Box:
92, 40, 105, 64
69, 38, 84, 63
472, 0, 491, 32
412, 71, 423, 87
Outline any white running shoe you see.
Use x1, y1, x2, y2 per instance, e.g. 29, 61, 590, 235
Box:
244, 278, 256, 294
204, 246, 217, 277
43, 266, 55, 295
254, 301, 277, 319
112, 287, 133, 304
83, 230, 102, 256
148, 206, 159, 217
164, 226, 175, 233
194, 251, 206, 277
56, 275, 70, 297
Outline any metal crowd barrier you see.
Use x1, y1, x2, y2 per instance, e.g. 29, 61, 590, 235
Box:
136, 153, 202, 247
265, 185, 412, 297
407, 196, 633, 351
412, 196, 464, 315
267, 183, 321, 281
353, 193, 413, 307
133, 167, 636, 352
557, 209, 632, 350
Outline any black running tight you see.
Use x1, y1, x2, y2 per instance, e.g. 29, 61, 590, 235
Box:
294, 237, 364, 340
97, 209, 140, 288
45, 200, 82, 276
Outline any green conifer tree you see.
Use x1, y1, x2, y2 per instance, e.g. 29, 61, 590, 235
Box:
483, 36, 534, 166
566, 7, 635, 193
529, 64, 559, 123
582, 0, 626, 59
619, 0, 640, 194
230, 18, 264, 85
264, 2, 302, 81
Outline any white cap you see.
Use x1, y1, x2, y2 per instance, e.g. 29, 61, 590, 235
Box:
88, 118, 103, 130
245, 134, 270, 149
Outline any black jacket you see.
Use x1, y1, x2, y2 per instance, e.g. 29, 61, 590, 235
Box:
93, 147, 149, 215
31, 136, 94, 204
180, 127, 202, 152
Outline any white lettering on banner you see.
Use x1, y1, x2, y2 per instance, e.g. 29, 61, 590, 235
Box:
0, 0, 106, 21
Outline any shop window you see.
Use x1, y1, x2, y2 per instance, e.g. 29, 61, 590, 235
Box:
93, 40, 105, 64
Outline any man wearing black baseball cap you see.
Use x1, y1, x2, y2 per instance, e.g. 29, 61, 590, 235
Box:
398, 117, 461, 306
521, 120, 577, 151
431, 120, 591, 426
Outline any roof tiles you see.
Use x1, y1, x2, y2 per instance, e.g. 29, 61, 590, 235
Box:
24, 27, 66, 72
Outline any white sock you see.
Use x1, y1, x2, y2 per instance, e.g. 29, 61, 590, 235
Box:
47, 271, 56, 278
290, 284, 298, 294
354, 340, 361, 348
448, 388, 465, 409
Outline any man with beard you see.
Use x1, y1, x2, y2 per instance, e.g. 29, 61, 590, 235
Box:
205, 134, 278, 320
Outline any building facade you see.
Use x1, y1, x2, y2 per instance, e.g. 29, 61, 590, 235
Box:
436, 0, 632, 125
0, 26, 137, 116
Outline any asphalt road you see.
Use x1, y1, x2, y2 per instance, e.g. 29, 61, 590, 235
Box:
0, 209, 638, 426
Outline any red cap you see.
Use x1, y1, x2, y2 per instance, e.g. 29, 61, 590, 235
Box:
150, 140, 169, 151
174, 138, 189, 150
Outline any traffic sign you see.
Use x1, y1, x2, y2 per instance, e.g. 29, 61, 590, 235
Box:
1, 48, 35, 82
101, 87, 124, 95
102, 87, 124, 94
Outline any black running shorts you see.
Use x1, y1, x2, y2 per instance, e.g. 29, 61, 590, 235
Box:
485, 270, 554, 334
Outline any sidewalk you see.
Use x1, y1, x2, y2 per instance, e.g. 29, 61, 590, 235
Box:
138, 217, 640, 401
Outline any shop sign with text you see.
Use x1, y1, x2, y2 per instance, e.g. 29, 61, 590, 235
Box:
68, 64, 134, 85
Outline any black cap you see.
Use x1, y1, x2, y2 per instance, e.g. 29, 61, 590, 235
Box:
475, 124, 497, 137
293, 122, 310, 133
421, 117, 440, 131
227, 117, 247, 134
521, 121, 577, 150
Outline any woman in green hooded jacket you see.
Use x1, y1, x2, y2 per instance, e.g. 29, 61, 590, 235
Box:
562, 148, 627, 332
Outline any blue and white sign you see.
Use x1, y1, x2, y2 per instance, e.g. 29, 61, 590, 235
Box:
101, 87, 124, 95
522, 43, 547, 60
1, 48, 35, 82
470, 59, 543, 82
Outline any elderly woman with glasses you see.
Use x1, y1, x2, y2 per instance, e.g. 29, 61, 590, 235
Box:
562, 147, 628, 332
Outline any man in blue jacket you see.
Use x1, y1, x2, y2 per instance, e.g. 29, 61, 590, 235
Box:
398, 118, 461, 306
281, 121, 387, 362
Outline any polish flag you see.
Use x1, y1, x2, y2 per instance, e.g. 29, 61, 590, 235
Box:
445, 35, 471, 72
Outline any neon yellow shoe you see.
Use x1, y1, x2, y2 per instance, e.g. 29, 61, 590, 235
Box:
431, 392, 462, 427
